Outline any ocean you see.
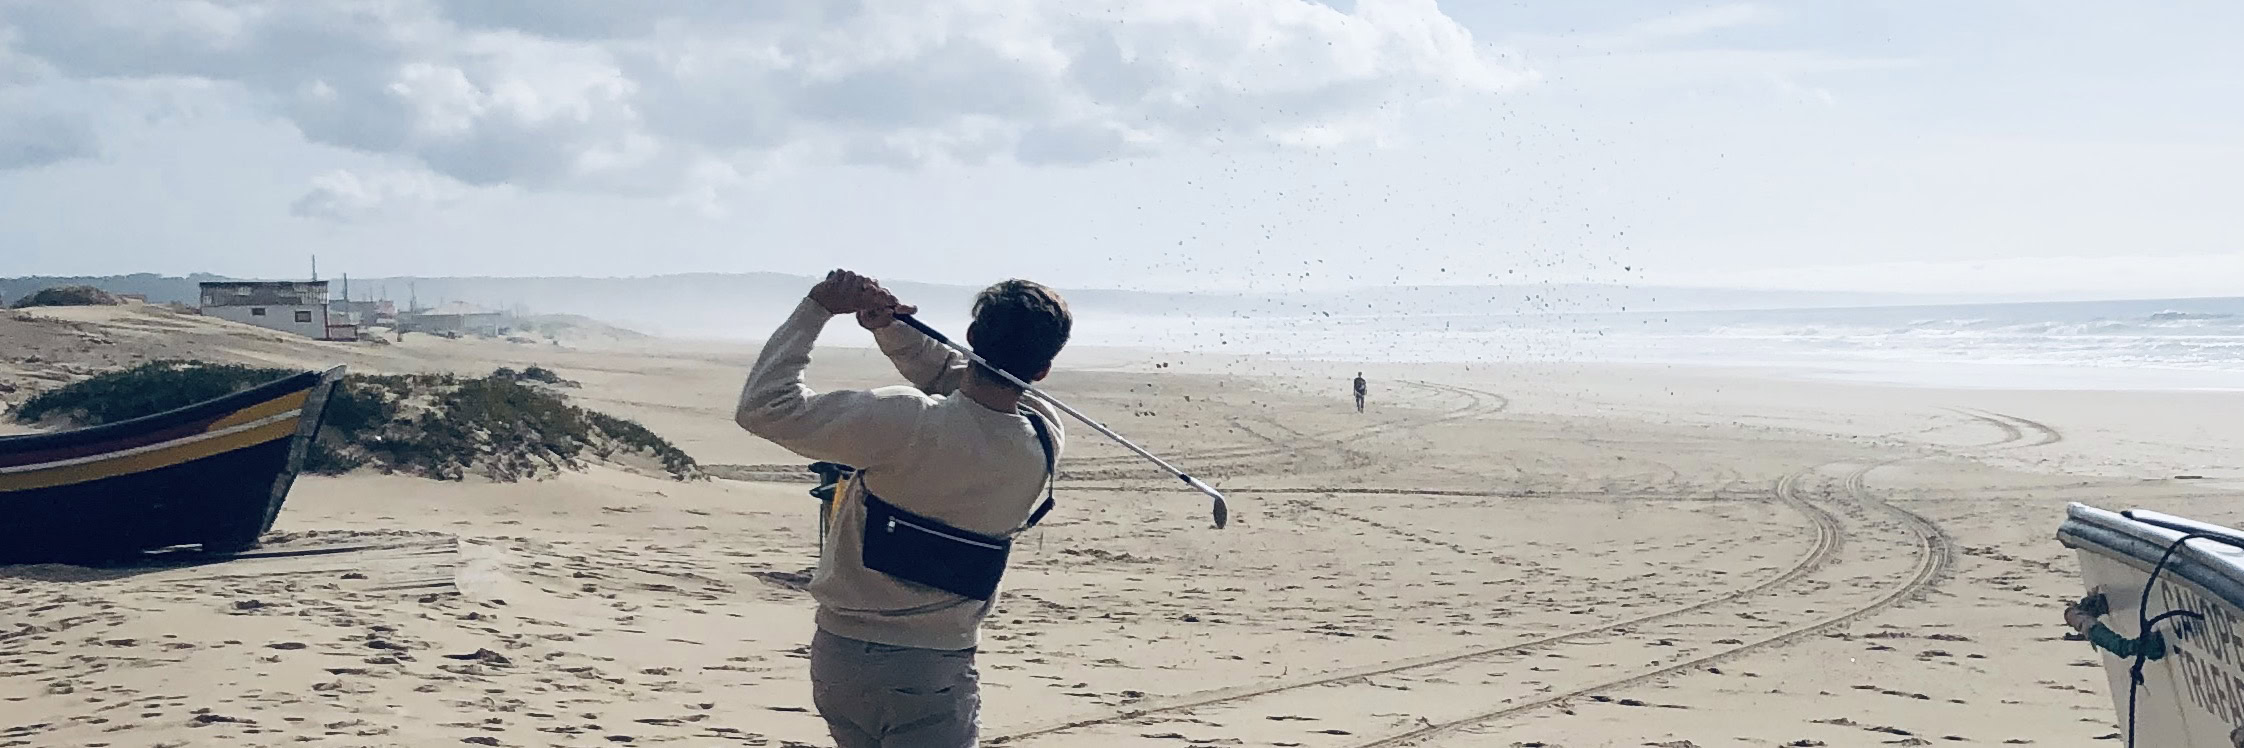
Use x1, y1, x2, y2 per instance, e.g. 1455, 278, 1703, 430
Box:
1075, 296, 2244, 391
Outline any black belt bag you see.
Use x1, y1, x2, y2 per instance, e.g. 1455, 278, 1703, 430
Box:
858, 408, 1057, 601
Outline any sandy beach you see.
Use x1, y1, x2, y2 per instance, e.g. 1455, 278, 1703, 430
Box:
4, 303, 2241, 747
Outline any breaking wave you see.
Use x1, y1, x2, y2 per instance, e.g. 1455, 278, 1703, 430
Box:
1085, 296, 2244, 389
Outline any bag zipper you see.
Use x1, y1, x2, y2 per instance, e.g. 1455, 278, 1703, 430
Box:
887, 515, 1006, 551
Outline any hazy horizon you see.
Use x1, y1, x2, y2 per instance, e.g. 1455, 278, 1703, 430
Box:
24, 269, 2232, 394
17, 268, 2238, 315
10, 270, 2238, 355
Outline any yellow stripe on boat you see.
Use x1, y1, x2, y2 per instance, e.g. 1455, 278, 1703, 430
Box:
205, 390, 311, 431
0, 416, 301, 492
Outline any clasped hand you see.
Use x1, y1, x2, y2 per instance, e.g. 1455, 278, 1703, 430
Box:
809, 269, 919, 331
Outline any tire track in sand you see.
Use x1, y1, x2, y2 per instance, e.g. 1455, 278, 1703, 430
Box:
986, 467, 1845, 745
1063, 380, 1507, 472
1948, 408, 2064, 448
1336, 463, 1950, 748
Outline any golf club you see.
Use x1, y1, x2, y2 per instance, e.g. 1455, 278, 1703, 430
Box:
894, 314, 1230, 529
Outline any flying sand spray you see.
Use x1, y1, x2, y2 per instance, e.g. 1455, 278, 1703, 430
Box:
895, 314, 1230, 529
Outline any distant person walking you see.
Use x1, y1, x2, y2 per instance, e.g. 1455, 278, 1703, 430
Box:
1353, 373, 1368, 413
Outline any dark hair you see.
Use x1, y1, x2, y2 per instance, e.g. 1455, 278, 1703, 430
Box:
968, 279, 1071, 385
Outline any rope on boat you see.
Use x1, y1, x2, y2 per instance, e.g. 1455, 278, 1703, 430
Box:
2080, 531, 2244, 748
2064, 593, 2169, 661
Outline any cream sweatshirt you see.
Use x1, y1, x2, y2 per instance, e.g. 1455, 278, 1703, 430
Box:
735, 297, 1064, 651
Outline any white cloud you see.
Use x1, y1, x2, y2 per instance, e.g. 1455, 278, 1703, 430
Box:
0, 0, 1529, 207
1505, 3, 1773, 54
1502, 3, 1904, 107
289, 168, 468, 222
0, 24, 48, 85
0, 23, 94, 168
1608, 3, 1771, 48
0, 91, 97, 169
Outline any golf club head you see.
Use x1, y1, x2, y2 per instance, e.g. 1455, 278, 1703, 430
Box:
1182, 474, 1228, 529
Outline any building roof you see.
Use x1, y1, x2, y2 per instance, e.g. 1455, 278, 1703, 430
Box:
199, 280, 328, 288
199, 279, 328, 307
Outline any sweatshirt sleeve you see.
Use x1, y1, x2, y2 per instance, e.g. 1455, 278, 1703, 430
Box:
872, 321, 968, 395
735, 297, 928, 468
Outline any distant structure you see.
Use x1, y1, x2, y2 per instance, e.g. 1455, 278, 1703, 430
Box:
325, 274, 399, 328
400, 301, 505, 336
198, 280, 354, 340
331, 299, 397, 327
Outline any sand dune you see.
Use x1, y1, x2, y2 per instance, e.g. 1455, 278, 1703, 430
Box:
3, 303, 2239, 746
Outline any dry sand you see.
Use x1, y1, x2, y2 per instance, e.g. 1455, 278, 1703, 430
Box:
3, 303, 2240, 747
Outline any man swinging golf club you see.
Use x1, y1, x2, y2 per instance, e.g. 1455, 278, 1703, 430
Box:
735, 269, 1071, 747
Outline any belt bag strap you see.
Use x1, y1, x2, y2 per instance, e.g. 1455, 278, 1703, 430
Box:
1019, 406, 1058, 531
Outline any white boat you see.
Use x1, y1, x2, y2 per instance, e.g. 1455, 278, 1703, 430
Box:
2057, 503, 2244, 747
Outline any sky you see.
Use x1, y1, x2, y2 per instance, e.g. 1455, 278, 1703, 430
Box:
0, 0, 2239, 299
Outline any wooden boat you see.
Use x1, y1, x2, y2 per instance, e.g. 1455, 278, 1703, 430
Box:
0, 366, 346, 563
2057, 503, 2244, 747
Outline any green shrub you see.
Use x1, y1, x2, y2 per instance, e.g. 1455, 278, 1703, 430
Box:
519, 365, 576, 386
584, 410, 699, 478
11, 361, 700, 482
13, 360, 289, 424
11, 285, 121, 309
490, 364, 578, 387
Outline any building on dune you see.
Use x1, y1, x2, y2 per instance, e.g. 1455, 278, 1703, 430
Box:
197, 280, 356, 341
400, 301, 506, 336
330, 298, 397, 327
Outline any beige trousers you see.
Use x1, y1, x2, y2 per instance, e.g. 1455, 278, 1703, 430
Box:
810, 629, 980, 747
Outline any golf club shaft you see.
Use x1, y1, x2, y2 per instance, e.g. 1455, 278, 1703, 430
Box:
893, 315, 1228, 507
